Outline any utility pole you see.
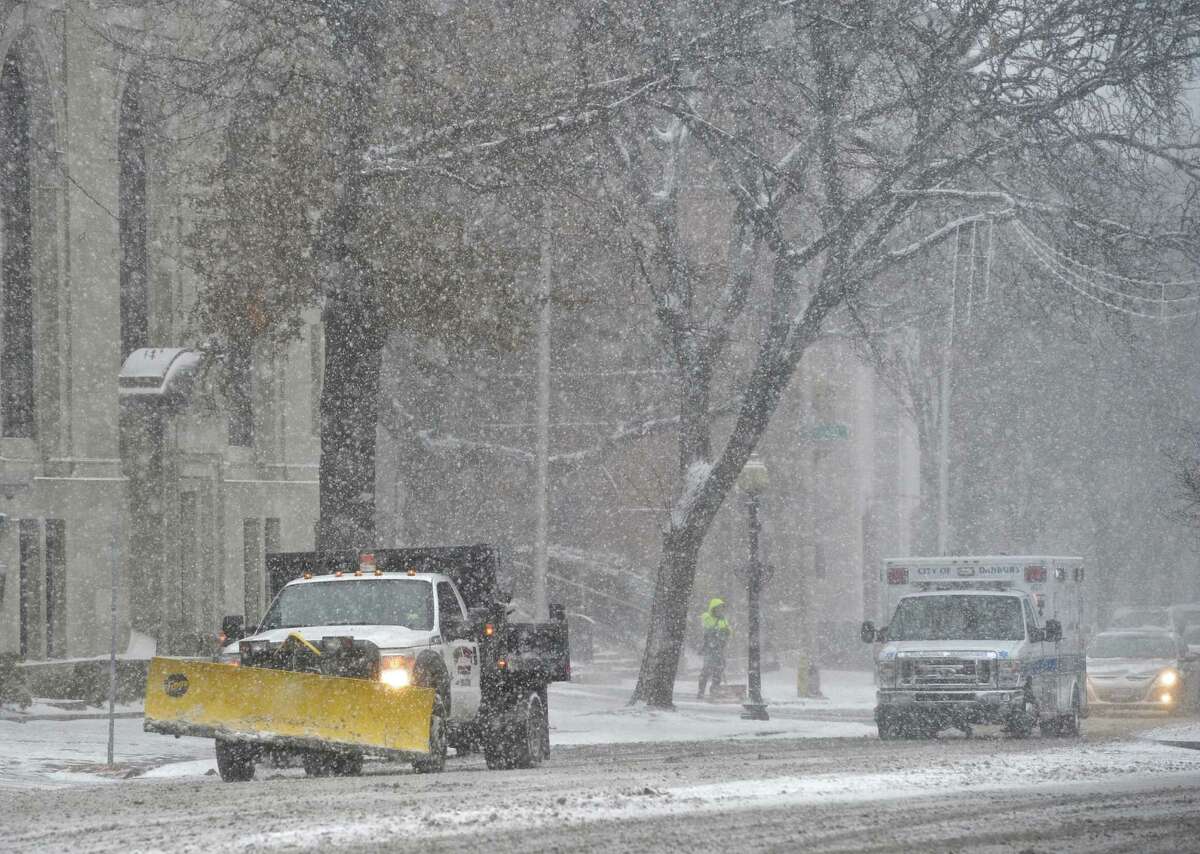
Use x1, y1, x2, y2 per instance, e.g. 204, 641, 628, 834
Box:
533, 207, 552, 619
106, 515, 119, 767
937, 228, 960, 554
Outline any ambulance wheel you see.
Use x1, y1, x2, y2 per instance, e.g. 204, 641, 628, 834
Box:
413, 695, 448, 774
1005, 687, 1037, 738
215, 740, 256, 782
1045, 689, 1081, 737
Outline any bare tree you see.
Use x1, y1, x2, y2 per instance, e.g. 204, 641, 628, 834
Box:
543, 0, 1200, 707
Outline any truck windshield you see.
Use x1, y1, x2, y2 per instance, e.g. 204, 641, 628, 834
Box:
888, 595, 1025, 641
259, 579, 435, 631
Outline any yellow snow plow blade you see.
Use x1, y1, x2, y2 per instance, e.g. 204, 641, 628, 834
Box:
144, 657, 435, 757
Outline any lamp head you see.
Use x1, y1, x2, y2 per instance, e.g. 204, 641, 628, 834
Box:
737, 453, 769, 496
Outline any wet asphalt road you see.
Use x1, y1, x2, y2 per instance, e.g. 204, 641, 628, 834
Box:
2, 713, 1198, 853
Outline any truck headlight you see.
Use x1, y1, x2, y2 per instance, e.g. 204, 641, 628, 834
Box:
379, 655, 414, 689
877, 661, 897, 687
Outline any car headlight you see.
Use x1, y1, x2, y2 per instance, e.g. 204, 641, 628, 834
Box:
1157, 669, 1179, 688
379, 655, 414, 689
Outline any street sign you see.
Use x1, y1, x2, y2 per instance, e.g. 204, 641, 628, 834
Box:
802, 423, 850, 441
734, 562, 776, 583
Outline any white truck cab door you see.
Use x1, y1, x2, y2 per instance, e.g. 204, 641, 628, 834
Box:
436, 581, 481, 719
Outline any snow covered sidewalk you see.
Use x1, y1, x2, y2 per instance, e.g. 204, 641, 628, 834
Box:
0, 716, 216, 789
551, 668, 876, 746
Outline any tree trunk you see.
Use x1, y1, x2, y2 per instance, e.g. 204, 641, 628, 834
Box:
313, 0, 384, 553
631, 352, 714, 707
632, 527, 705, 708
316, 297, 384, 552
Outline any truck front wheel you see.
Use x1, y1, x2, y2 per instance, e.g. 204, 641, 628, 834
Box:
215, 740, 256, 782
412, 695, 448, 774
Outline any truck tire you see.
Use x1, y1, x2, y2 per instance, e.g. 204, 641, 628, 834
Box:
485, 691, 546, 770
215, 740, 256, 782
412, 695, 448, 774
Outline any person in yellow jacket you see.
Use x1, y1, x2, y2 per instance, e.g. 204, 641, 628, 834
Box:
698, 597, 732, 700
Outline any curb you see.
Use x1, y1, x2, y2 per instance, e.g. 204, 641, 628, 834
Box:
1, 712, 144, 723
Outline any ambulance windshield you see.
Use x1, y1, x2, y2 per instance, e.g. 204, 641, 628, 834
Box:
888, 595, 1025, 641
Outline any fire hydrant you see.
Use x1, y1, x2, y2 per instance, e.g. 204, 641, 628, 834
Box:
797, 656, 825, 699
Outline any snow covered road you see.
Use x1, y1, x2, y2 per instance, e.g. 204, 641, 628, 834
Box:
3, 722, 1199, 852
3, 670, 1199, 852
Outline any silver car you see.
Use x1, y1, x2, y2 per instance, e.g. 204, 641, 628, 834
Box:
1109, 606, 1173, 633
1086, 631, 1187, 713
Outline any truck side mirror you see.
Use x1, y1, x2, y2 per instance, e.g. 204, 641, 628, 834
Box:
861, 621, 877, 644
1044, 619, 1063, 643
220, 615, 246, 644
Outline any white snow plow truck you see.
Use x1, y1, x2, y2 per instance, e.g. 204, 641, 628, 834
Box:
861, 555, 1086, 739
144, 544, 570, 781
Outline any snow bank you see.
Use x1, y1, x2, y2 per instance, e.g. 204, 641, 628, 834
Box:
1140, 721, 1200, 744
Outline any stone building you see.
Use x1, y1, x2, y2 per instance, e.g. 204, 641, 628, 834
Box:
0, 2, 318, 660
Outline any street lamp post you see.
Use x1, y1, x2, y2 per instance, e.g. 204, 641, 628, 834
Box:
738, 454, 770, 721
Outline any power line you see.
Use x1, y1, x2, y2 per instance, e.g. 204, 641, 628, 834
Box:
1017, 221, 1200, 298
1012, 221, 1200, 321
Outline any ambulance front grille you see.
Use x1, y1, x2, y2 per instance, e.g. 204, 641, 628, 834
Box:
902, 658, 992, 686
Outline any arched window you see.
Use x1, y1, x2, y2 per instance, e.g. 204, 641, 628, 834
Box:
0, 55, 34, 438
118, 76, 147, 359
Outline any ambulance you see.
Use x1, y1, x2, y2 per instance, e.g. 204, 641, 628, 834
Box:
861, 555, 1087, 739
